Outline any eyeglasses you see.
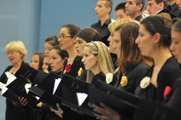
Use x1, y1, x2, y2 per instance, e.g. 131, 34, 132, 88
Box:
59, 35, 73, 39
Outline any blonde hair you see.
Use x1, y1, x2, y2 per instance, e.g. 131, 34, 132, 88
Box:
85, 41, 114, 83
5, 41, 27, 61
108, 18, 140, 33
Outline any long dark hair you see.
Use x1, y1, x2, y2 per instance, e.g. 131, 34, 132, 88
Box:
116, 22, 147, 75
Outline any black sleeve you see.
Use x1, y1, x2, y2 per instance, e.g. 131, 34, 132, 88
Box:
0, 65, 12, 83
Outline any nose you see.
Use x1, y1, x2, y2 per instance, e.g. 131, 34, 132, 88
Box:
81, 56, 85, 63
49, 59, 53, 64
107, 35, 111, 42
95, 6, 98, 11
135, 36, 139, 44
146, 6, 150, 12
125, 2, 128, 7
58, 37, 61, 42
169, 42, 174, 52
75, 43, 78, 48
45, 50, 49, 56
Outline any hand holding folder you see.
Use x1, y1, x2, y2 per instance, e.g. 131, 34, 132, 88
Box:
58, 74, 95, 116
29, 72, 62, 110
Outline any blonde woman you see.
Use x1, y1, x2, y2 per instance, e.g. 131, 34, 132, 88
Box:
0, 41, 31, 120
82, 41, 114, 84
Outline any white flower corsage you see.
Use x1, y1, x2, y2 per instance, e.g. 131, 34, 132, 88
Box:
140, 77, 151, 89
106, 73, 113, 84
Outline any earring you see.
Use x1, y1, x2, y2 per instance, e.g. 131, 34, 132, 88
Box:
154, 42, 158, 47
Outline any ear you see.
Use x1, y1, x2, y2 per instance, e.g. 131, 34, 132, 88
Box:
106, 7, 111, 14
64, 57, 68, 61
72, 37, 76, 44
96, 55, 99, 62
159, 2, 164, 10
20, 53, 24, 59
137, 4, 143, 11
154, 33, 161, 44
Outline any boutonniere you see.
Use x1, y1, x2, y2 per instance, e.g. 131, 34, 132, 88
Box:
65, 64, 72, 73
164, 86, 172, 100
120, 76, 128, 87
78, 67, 83, 76
106, 73, 113, 84
140, 77, 150, 89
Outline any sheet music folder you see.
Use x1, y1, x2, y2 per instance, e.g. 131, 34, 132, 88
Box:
29, 72, 62, 110
88, 86, 137, 114
1, 75, 39, 108
29, 72, 60, 97
54, 74, 94, 116
93, 80, 140, 106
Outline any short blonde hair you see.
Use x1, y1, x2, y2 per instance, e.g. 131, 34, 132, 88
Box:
108, 18, 140, 33
85, 41, 114, 83
5, 41, 27, 61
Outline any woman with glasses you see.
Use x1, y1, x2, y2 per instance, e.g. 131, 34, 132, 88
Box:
58, 24, 81, 78
56, 24, 87, 120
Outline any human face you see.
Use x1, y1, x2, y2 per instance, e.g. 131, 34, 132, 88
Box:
58, 27, 74, 51
31, 55, 40, 70
146, 0, 162, 15
170, 30, 181, 63
7, 51, 23, 65
95, 1, 110, 18
44, 42, 53, 58
115, 9, 129, 20
82, 47, 98, 71
135, 25, 155, 57
49, 49, 65, 73
42, 57, 49, 72
177, 0, 181, 9
112, 31, 121, 57
107, 34, 116, 54
75, 37, 87, 56
125, 0, 138, 17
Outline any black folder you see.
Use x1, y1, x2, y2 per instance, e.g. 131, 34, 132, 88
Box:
1, 87, 18, 101
61, 84, 94, 117
93, 80, 140, 106
134, 99, 181, 120
6, 74, 28, 90
48, 74, 94, 116
29, 72, 60, 97
29, 72, 62, 110
40, 83, 61, 110
54, 74, 91, 97
1, 75, 40, 109
88, 86, 137, 114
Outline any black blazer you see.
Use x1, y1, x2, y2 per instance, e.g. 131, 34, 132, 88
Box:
135, 57, 181, 103
114, 63, 150, 94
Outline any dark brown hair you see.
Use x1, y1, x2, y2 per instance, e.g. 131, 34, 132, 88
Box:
32, 51, 45, 71
116, 22, 146, 74
75, 28, 100, 42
